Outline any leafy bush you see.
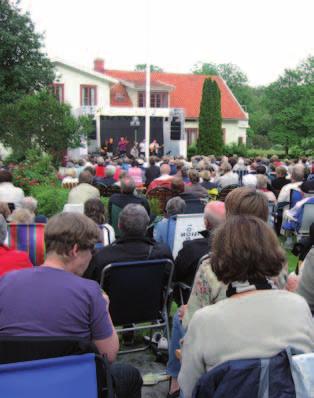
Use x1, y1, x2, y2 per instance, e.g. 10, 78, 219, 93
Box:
187, 144, 197, 160
12, 149, 58, 195
30, 185, 68, 218
223, 143, 248, 157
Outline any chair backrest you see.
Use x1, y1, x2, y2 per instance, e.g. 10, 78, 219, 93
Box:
100, 259, 174, 326
6, 223, 45, 266
63, 203, 84, 213
172, 213, 205, 258
192, 349, 295, 398
0, 337, 113, 398
289, 188, 303, 209
0, 354, 98, 398
218, 184, 239, 202
146, 187, 174, 213
184, 198, 205, 214
299, 203, 314, 235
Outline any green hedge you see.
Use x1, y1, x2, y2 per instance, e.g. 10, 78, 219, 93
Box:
30, 185, 69, 218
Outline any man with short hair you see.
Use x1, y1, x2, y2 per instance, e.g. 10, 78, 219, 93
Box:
185, 169, 208, 199
0, 212, 142, 397
109, 176, 150, 217
96, 165, 116, 186
85, 204, 172, 283
147, 163, 173, 192
67, 170, 100, 204
278, 164, 304, 204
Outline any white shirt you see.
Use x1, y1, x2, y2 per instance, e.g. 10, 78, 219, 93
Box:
278, 182, 302, 203
0, 182, 24, 208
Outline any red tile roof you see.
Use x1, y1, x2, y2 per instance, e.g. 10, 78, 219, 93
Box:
104, 70, 248, 120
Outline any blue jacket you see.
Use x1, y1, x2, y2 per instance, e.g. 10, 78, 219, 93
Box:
192, 349, 296, 398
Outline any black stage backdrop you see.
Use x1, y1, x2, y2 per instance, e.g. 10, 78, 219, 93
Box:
100, 116, 164, 155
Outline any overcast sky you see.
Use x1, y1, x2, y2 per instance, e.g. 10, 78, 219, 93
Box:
20, 0, 314, 86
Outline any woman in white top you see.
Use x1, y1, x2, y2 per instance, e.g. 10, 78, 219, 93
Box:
178, 215, 314, 398
84, 198, 115, 246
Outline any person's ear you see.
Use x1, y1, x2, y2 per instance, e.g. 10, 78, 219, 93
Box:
69, 243, 79, 257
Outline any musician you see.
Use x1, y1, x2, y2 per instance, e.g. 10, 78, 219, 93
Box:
130, 142, 139, 159
149, 139, 160, 156
106, 137, 114, 158
117, 136, 128, 157
139, 139, 146, 158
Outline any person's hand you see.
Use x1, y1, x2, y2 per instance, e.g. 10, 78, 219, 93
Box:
178, 304, 187, 320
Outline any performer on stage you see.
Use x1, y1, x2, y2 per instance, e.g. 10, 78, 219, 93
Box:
149, 139, 160, 157
130, 141, 139, 159
117, 136, 128, 157
139, 139, 146, 158
106, 137, 114, 157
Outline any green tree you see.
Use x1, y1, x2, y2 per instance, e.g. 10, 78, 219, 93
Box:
0, 0, 54, 105
197, 78, 223, 155
265, 55, 314, 154
134, 64, 163, 72
0, 91, 93, 161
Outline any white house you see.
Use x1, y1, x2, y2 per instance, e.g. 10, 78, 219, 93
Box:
53, 58, 249, 157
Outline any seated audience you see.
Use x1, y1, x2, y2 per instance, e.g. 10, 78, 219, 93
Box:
154, 197, 186, 250
95, 156, 106, 177
10, 208, 34, 224
95, 165, 116, 186
200, 169, 217, 190
61, 168, 78, 187
128, 160, 143, 186
277, 164, 304, 204
179, 215, 314, 398
0, 215, 32, 277
0, 202, 11, 221
147, 164, 173, 192
271, 166, 291, 197
297, 246, 314, 314
84, 204, 172, 283
216, 162, 239, 189
67, 170, 100, 204
20, 196, 47, 223
0, 169, 24, 208
0, 212, 142, 398
84, 198, 115, 246
184, 169, 208, 199
109, 176, 150, 218
171, 178, 204, 213
256, 174, 276, 203
175, 201, 225, 287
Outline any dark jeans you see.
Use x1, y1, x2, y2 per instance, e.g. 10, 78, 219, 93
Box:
111, 363, 143, 398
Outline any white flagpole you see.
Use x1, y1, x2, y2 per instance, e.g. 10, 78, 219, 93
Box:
144, 0, 151, 161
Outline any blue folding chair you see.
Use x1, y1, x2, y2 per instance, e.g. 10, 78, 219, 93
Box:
0, 353, 99, 398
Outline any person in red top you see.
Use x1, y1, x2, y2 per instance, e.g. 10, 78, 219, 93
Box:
0, 215, 32, 277
95, 157, 106, 177
147, 163, 173, 193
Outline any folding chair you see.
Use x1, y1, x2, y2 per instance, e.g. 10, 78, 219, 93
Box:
289, 188, 303, 209
100, 259, 174, 355
0, 337, 113, 398
184, 198, 206, 214
176, 253, 210, 305
146, 187, 174, 213
297, 203, 314, 239
7, 223, 45, 266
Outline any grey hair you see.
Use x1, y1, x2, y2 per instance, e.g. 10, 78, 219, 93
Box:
118, 204, 149, 236
292, 165, 304, 182
120, 176, 136, 194
256, 174, 268, 189
0, 215, 7, 244
21, 196, 38, 213
166, 197, 186, 217
106, 165, 116, 177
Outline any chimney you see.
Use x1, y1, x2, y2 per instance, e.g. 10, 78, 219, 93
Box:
94, 58, 105, 73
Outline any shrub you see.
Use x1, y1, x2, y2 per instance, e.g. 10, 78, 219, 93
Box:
187, 144, 197, 160
30, 184, 68, 218
223, 143, 248, 157
12, 149, 58, 195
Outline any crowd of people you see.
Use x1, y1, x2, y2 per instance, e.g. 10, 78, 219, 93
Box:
0, 151, 314, 397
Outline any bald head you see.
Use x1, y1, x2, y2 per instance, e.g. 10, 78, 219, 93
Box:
204, 201, 225, 230
160, 164, 170, 175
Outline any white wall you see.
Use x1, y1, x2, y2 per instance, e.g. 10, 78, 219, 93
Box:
54, 64, 111, 112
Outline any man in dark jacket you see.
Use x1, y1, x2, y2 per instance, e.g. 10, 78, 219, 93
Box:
174, 201, 225, 303
145, 157, 160, 186
84, 203, 173, 283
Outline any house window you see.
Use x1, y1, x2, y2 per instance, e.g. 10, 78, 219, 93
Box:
80, 85, 97, 106
186, 128, 198, 146
51, 83, 64, 103
138, 92, 168, 108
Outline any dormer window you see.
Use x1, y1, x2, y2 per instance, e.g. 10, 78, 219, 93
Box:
138, 92, 168, 108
